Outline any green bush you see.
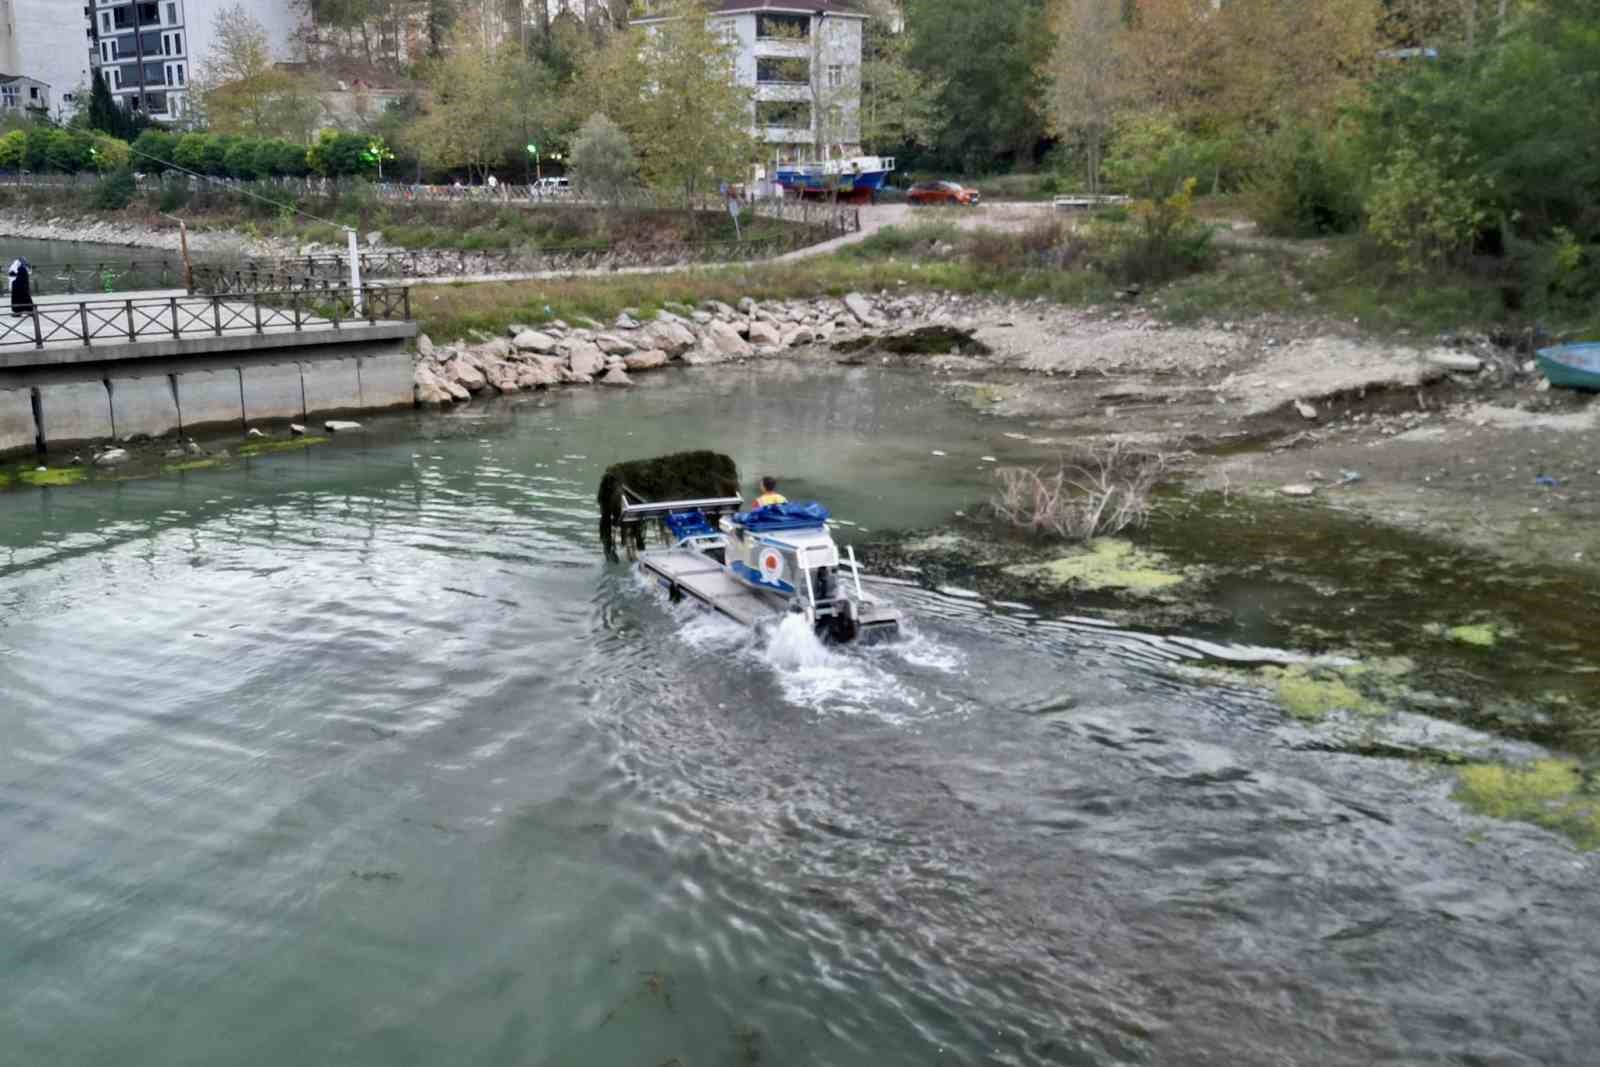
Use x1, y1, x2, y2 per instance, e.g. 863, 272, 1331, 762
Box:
1246, 124, 1365, 237
0, 129, 24, 170
306, 130, 374, 178
173, 133, 208, 173
157, 180, 190, 213
1106, 177, 1215, 285
1366, 140, 1492, 275
93, 170, 138, 210
44, 129, 93, 173
224, 139, 262, 180
132, 129, 178, 172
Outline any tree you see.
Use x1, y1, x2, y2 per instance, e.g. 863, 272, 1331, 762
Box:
580, 0, 754, 206
905, 0, 1051, 170
1044, 0, 1129, 193
196, 5, 324, 142
569, 112, 637, 201
859, 20, 942, 155
409, 32, 522, 180
86, 70, 134, 140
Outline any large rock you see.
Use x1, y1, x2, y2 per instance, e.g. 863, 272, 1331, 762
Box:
594, 333, 635, 356
417, 333, 436, 359
513, 329, 559, 354
624, 348, 670, 371
681, 348, 727, 367
562, 340, 608, 378
781, 325, 815, 348
444, 379, 471, 402
474, 337, 512, 361
517, 363, 560, 389
644, 319, 697, 357
706, 320, 753, 359
747, 320, 782, 348
444, 356, 487, 393
843, 292, 882, 328
414, 365, 453, 406
705, 299, 737, 318
600, 366, 634, 387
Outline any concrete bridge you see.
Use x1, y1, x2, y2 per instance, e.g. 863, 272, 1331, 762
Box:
1, 286, 416, 457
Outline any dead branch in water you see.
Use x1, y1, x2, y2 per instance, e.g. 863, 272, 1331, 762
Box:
992, 444, 1175, 541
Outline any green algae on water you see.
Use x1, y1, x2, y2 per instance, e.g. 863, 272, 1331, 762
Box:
1261, 664, 1380, 722
163, 458, 226, 473
1425, 621, 1514, 647
238, 435, 330, 457
1455, 759, 1600, 851
1004, 538, 1187, 596
19, 466, 87, 488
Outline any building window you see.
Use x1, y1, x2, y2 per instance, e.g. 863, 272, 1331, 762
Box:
162, 34, 169, 55
113, 68, 122, 88
111, 39, 119, 59
176, 64, 184, 86
174, 32, 181, 54
756, 100, 811, 129
756, 13, 809, 39
167, 3, 177, 23
756, 57, 808, 84
29, 87, 39, 100
101, 12, 110, 31
827, 65, 843, 89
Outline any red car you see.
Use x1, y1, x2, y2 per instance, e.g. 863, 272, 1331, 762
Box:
907, 181, 982, 207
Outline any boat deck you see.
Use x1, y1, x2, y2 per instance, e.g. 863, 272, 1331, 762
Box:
640, 549, 789, 627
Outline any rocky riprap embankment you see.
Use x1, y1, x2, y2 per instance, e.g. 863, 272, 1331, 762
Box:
0, 211, 295, 258
414, 291, 975, 403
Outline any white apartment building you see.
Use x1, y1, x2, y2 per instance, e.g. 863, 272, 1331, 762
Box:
636, 0, 867, 164
0, 0, 92, 118
86, 0, 303, 122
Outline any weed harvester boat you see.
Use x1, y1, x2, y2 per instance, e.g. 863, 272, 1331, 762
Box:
598, 452, 900, 644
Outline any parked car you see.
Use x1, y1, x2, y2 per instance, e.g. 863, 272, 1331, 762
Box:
907, 181, 981, 207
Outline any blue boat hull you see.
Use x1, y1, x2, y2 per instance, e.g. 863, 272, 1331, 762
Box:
775, 168, 892, 203
1536, 343, 1600, 391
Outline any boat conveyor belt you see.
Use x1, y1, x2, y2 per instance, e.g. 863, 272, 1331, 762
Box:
640, 548, 791, 627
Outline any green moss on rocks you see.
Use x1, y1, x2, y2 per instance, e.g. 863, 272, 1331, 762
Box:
1455, 759, 1600, 851
1004, 539, 1188, 596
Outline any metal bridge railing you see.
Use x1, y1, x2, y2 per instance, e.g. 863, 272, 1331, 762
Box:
0, 286, 413, 351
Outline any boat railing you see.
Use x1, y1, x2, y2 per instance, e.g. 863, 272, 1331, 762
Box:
617, 495, 745, 523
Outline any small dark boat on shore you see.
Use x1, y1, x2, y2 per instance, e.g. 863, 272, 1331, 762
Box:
1535, 343, 1600, 391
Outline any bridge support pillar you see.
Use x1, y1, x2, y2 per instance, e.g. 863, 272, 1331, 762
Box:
108, 374, 181, 441
0, 387, 36, 455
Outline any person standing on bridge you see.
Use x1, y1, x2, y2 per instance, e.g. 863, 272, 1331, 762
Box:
7, 256, 32, 317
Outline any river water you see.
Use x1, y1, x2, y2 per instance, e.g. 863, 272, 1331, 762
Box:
2, 364, 1596, 1066
4, 237, 200, 295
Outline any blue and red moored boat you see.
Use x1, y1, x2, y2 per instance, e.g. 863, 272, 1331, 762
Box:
775, 155, 896, 203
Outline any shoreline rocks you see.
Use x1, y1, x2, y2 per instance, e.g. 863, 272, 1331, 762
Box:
412, 291, 995, 405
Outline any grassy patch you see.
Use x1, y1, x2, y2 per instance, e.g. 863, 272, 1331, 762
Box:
1003, 538, 1188, 596
1455, 759, 1600, 851
238, 435, 329, 457
412, 220, 1123, 343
